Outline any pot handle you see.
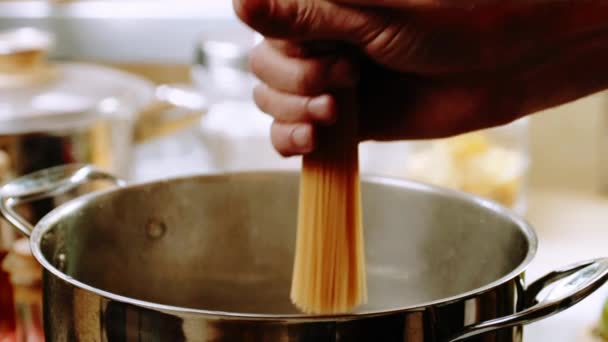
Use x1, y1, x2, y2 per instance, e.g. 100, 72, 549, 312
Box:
0, 164, 125, 237
448, 258, 608, 341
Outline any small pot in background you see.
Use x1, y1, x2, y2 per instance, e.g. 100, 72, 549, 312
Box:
0, 26, 207, 228
0, 27, 206, 181
0, 27, 207, 331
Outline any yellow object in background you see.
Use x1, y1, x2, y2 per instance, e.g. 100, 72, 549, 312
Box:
406, 132, 527, 209
448, 132, 491, 161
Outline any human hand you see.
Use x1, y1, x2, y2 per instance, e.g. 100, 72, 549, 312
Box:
234, 0, 608, 156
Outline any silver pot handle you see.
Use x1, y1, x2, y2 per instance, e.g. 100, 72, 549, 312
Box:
449, 258, 608, 341
0, 164, 125, 237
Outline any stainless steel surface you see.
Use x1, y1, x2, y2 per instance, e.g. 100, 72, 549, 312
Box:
449, 259, 608, 341
0, 26, 206, 183
0, 116, 132, 174
0, 164, 124, 236
0, 1, 242, 63
1, 165, 607, 341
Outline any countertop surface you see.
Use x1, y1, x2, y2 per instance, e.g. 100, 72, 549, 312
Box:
523, 188, 608, 341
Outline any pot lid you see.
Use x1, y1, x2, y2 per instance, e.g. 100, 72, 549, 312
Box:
0, 27, 154, 134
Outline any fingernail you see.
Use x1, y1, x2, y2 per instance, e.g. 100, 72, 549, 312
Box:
308, 95, 335, 123
292, 125, 314, 152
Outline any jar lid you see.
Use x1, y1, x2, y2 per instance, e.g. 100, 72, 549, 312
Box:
0, 27, 155, 134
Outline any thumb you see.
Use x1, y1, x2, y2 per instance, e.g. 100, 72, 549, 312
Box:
233, 0, 387, 44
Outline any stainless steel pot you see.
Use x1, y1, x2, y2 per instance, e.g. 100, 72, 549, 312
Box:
1, 164, 607, 342
0, 27, 205, 181
0, 27, 205, 249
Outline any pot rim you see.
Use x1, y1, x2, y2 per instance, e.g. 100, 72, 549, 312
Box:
29, 171, 538, 321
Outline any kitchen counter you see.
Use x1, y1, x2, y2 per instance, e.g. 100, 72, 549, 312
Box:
523, 188, 608, 341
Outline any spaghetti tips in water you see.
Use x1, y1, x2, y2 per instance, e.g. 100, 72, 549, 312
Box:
290, 93, 367, 314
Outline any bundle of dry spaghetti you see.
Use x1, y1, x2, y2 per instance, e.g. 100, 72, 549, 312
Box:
290, 91, 367, 314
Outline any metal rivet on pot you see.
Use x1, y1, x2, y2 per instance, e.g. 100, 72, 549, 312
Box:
145, 219, 167, 240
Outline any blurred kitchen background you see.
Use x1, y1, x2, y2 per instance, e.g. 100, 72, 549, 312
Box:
0, 0, 608, 341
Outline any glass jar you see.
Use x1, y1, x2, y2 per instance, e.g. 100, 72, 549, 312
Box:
404, 118, 530, 215
193, 30, 301, 172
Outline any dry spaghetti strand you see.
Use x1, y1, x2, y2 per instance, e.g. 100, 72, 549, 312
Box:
290, 91, 367, 314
